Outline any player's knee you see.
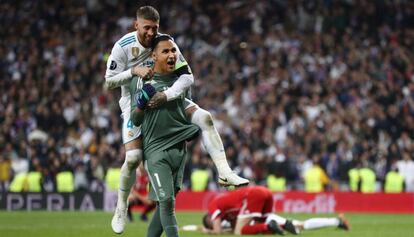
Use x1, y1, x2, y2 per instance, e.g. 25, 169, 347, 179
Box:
158, 197, 175, 216
125, 149, 142, 170
191, 108, 214, 130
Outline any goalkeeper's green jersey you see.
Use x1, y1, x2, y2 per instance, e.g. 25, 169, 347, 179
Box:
129, 73, 199, 155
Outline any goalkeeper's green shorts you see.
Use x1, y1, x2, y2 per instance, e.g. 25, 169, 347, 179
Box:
144, 142, 187, 202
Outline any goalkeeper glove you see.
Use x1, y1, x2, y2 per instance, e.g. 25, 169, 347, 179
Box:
136, 83, 156, 110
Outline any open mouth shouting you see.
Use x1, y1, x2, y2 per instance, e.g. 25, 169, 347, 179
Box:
167, 60, 175, 66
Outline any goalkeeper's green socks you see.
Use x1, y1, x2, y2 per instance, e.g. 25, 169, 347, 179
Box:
159, 198, 179, 237
147, 199, 179, 237
146, 204, 163, 237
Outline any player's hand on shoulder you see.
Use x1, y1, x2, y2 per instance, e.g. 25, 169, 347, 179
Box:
147, 92, 167, 109
132, 65, 154, 80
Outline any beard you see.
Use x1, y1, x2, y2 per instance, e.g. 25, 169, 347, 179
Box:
138, 33, 153, 48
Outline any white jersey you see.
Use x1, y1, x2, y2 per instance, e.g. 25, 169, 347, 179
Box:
105, 31, 194, 144
105, 31, 189, 105
105, 31, 153, 98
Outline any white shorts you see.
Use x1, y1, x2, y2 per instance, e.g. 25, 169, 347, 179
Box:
120, 96, 198, 144
120, 96, 141, 144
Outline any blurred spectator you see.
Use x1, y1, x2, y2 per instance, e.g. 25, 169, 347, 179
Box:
304, 155, 330, 192
359, 163, 377, 193
74, 162, 89, 191
396, 151, 414, 192
88, 156, 105, 192
0, 155, 11, 191
384, 160, 405, 193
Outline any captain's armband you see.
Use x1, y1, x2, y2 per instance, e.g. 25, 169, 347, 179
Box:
174, 65, 192, 77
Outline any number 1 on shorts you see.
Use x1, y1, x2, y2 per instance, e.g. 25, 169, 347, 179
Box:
154, 173, 162, 187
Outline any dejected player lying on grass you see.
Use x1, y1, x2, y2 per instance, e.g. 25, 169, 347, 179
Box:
180, 212, 350, 235
196, 185, 350, 235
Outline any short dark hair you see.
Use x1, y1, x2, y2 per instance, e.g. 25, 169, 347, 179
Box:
202, 214, 212, 230
151, 34, 174, 50
136, 6, 160, 22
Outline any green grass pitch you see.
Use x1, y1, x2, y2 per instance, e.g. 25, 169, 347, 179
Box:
0, 211, 413, 237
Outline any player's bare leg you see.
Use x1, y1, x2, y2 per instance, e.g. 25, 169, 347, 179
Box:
186, 106, 249, 187
111, 138, 142, 234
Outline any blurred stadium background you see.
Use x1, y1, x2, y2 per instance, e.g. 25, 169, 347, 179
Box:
1, 0, 414, 236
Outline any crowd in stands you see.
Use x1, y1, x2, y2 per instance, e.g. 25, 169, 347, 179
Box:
1, 0, 414, 193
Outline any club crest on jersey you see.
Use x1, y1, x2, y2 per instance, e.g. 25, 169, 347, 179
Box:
132, 47, 140, 58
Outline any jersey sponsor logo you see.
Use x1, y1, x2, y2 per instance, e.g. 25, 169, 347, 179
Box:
141, 60, 154, 68
109, 60, 117, 70
132, 47, 140, 58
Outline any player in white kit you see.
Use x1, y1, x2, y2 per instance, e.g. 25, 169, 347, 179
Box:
105, 6, 249, 234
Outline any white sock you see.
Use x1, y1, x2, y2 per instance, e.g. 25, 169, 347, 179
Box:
117, 149, 142, 207
265, 214, 287, 225
303, 218, 339, 230
191, 109, 232, 176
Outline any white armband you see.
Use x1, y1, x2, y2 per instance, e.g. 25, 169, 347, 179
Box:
164, 74, 194, 101
105, 68, 133, 89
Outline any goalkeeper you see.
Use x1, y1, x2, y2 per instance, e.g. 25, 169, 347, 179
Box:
129, 34, 200, 237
